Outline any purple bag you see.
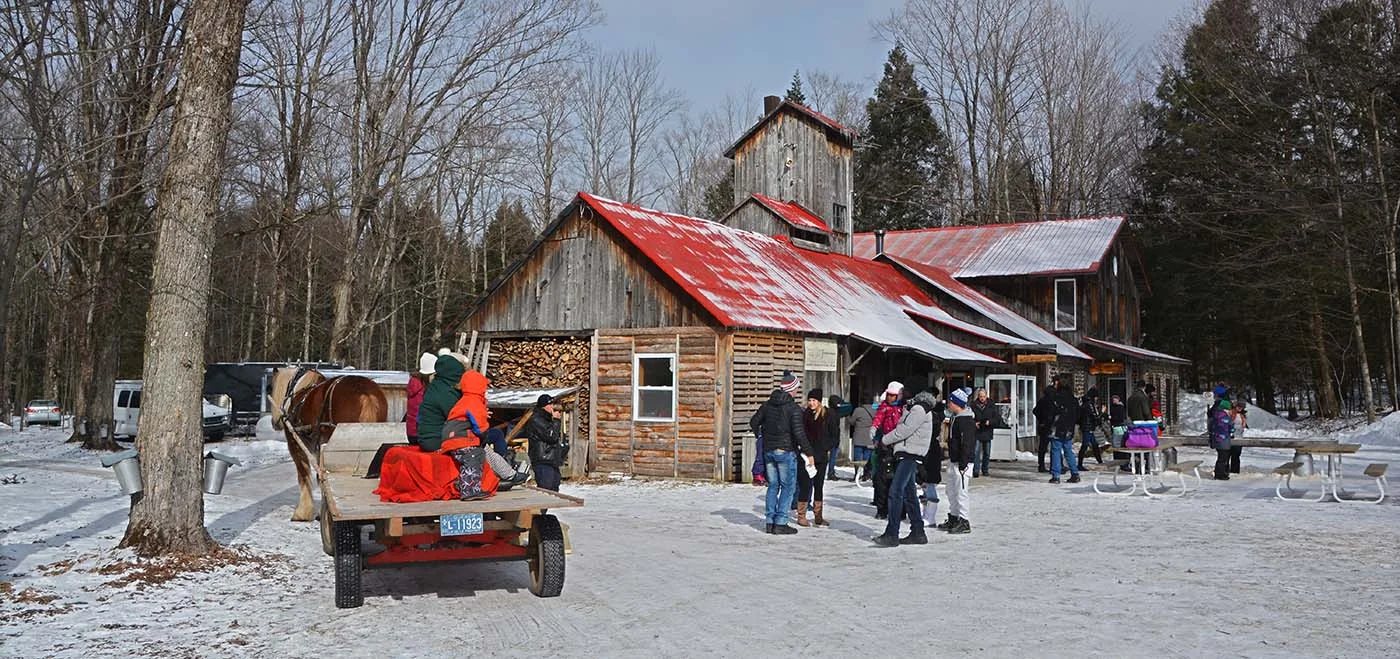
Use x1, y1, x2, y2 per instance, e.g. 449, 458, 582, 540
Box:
1125, 426, 1157, 449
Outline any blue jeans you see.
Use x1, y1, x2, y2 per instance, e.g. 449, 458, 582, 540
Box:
883, 456, 924, 538
1050, 434, 1078, 478
827, 444, 841, 475
852, 446, 872, 463
764, 450, 798, 525
972, 438, 991, 474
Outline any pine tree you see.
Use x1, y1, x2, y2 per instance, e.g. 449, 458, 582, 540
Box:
702, 169, 734, 219
482, 200, 536, 286
784, 70, 806, 104
853, 45, 952, 231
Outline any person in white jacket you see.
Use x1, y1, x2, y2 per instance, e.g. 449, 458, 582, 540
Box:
871, 390, 938, 547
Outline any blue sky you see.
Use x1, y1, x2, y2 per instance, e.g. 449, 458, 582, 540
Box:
587, 0, 1195, 110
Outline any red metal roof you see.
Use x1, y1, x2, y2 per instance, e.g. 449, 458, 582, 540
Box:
887, 256, 1092, 360
750, 194, 832, 233
578, 193, 1001, 364
724, 99, 856, 158
1082, 337, 1189, 365
852, 217, 1125, 278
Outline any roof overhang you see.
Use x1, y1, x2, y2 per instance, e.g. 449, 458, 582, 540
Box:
1082, 337, 1190, 365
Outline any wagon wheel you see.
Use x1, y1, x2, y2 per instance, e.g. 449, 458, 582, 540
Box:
527, 514, 566, 597
319, 499, 334, 557
333, 521, 364, 609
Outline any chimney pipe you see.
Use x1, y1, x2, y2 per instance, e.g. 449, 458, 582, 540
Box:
874, 229, 886, 257
763, 95, 781, 115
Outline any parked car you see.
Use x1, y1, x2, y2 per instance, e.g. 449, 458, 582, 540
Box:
23, 400, 62, 426
113, 380, 233, 441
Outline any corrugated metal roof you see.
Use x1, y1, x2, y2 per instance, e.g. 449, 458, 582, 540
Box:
887, 256, 1092, 360
319, 369, 582, 405
853, 217, 1125, 278
723, 99, 856, 158
904, 308, 1036, 346
580, 193, 1001, 364
750, 194, 832, 233
1082, 337, 1190, 365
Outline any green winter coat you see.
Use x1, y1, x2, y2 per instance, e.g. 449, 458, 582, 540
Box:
416, 355, 465, 452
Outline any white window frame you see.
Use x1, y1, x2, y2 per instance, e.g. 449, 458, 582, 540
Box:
633, 353, 677, 423
1054, 278, 1077, 331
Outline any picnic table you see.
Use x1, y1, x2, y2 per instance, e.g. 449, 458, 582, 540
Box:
1093, 439, 1200, 497
1272, 443, 1374, 502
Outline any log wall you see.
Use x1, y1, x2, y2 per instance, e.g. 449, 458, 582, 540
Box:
594, 328, 723, 479
486, 336, 592, 478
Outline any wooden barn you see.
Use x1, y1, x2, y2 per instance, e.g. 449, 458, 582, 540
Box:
460, 193, 1003, 480
460, 92, 1184, 480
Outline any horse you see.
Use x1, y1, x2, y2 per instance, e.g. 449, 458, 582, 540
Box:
268, 367, 388, 522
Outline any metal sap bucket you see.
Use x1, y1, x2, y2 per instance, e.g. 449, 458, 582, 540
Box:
101, 449, 143, 495
202, 452, 242, 494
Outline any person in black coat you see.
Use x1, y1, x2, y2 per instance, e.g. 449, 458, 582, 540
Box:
1033, 384, 1057, 472
526, 394, 567, 491
969, 388, 1002, 477
1076, 387, 1105, 470
749, 374, 811, 534
1048, 376, 1081, 484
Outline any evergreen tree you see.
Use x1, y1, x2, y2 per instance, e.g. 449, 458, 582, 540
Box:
702, 169, 735, 219
482, 200, 536, 286
853, 45, 952, 231
784, 70, 806, 104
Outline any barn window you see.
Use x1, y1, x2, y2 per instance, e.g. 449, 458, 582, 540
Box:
1054, 278, 1077, 331
832, 203, 847, 230
634, 354, 676, 422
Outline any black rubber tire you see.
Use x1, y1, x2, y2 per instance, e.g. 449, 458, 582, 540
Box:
319, 499, 334, 557
527, 514, 566, 597
333, 521, 363, 608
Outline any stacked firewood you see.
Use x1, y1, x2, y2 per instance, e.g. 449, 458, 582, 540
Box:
488, 337, 592, 446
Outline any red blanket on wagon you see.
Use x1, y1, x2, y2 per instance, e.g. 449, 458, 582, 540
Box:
373, 445, 459, 502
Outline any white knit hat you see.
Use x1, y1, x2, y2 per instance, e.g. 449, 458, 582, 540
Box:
418, 352, 436, 375
884, 381, 904, 396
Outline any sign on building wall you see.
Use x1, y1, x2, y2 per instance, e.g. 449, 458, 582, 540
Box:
803, 338, 838, 372
1015, 353, 1057, 365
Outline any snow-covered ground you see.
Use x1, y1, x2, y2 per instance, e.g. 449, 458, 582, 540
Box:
4, 424, 1400, 658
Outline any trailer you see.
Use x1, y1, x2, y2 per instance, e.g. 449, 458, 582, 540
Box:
313, 422, 583, 608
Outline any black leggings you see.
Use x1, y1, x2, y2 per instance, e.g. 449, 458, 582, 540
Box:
798, 460, 828, 504
1229, 446, 1242, 474
1078, 435, 1103, 466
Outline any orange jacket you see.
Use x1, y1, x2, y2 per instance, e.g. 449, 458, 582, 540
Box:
442, 370, 491, 453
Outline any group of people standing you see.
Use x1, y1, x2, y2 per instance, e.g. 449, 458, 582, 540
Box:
1031, 376, 1164, 482
751, 374, 985, 546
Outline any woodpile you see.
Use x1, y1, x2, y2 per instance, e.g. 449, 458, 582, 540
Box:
487, 337, 592, 462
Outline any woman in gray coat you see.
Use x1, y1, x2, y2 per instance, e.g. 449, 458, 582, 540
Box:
848, 396, 877, 482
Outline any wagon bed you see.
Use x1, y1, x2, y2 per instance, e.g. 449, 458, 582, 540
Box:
314, 422, 584, 608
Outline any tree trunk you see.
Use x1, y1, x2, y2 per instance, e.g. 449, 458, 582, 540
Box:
302, 248, 313, 361
120, 0, 248, 557
1310, 303, 1341, 418
1343, 245, 1377, 423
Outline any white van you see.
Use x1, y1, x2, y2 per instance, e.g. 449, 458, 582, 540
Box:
113, 380, 233, 441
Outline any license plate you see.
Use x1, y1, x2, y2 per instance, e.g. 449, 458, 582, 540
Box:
439, 513, 484, 536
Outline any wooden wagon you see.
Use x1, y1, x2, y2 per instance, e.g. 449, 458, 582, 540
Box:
314, 422, 583, 609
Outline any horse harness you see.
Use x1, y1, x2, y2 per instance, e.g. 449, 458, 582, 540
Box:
282, 367, 349, 456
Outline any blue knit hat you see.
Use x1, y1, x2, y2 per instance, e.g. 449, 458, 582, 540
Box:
949, 387, 971, 408
1213, 385, 1228, 397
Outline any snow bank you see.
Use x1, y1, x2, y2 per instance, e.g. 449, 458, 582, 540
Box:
1340, 411, 1400, 447
1177, 391, 1295, 436
207, 438, 288, 468
0, 421, 11, 431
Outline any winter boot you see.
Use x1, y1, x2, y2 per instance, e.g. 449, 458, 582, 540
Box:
795, 501, 810, 527
948, 518, 971, 534
871, 533, 899, 548
813, 502, 829, 527
1068, 474, 1082, 484
449, 448, 490, 501
765, 523, 775, 534
899, 529, 929, 545
772, 524, 798, 535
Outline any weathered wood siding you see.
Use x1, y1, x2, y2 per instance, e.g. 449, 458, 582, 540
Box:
464, 209, 710, 333
722, 203, 789, 237
594, 328, 722, 479
727, 331, 805, 480
731, 111, 853, 255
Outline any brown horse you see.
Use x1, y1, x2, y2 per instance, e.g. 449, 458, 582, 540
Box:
269, 367, 388, 521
